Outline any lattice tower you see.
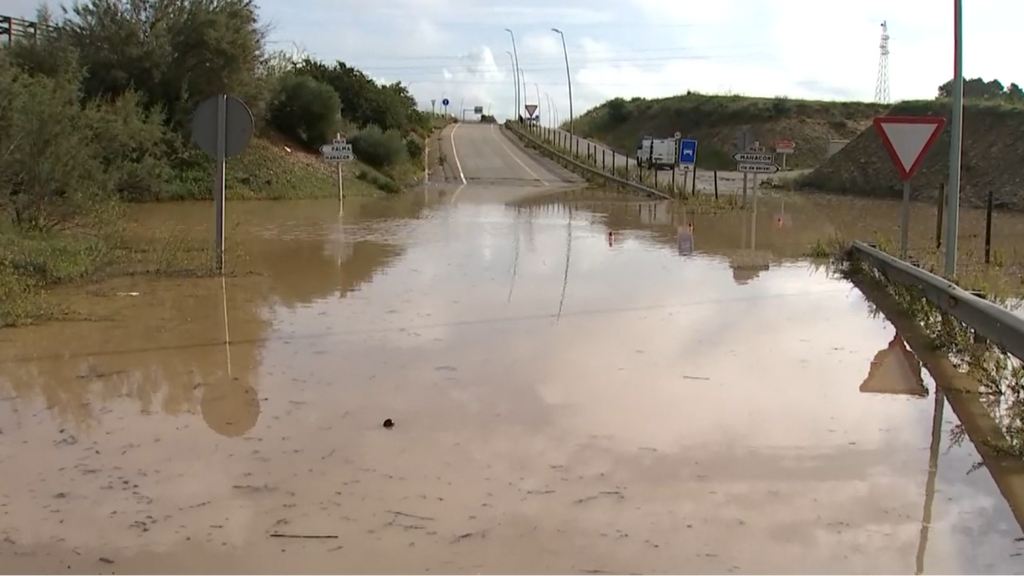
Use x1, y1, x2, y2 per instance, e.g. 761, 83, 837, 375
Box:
874, 21, 891, 103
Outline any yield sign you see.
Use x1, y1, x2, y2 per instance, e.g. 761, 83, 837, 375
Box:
524, 104, 537, 117
872, 116, 946, 181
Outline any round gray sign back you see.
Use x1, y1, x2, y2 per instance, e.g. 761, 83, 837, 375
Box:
191, 94, 255, 159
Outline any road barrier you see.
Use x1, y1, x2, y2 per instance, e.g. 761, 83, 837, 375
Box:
503, 122, 672, 200
848, 240, 1024, 361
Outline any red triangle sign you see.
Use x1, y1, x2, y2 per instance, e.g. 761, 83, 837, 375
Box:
524, 104, 537, 117
872, 116, 946, 181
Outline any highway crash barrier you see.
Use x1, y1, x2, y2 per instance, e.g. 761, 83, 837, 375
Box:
503, 122, 672, 200
848, 240, 1024, 362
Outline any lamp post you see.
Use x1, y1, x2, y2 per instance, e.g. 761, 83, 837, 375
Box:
551, 28, 574, 137
519, 68, 527, 114
944, 0, 964, 277
505, 28, 521, 122
505, 50, 517, 121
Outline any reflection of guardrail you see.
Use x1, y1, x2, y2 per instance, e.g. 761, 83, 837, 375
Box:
848, 240, 1024, 361
504, 122, 671, 200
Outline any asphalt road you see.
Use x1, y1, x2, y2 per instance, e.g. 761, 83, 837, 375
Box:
435, 122, 582, 203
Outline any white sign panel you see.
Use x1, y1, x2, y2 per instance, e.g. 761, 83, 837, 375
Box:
736, 163, 779, 174
320, 139, 354, 162
733, 152, 774, 164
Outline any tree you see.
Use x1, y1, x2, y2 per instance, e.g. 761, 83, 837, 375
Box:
55, 0, 269, 129
937, 76, 1023, 102
267, 74, 341, 148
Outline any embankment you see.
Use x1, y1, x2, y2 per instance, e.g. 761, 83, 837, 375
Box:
799, 100, 1024, 210
572, 93, 888, 170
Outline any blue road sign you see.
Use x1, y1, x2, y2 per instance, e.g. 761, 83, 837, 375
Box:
442, 98, 450, 107
679, 139, 698, 166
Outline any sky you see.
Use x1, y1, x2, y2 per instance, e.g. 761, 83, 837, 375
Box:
8, 0, 1024, 122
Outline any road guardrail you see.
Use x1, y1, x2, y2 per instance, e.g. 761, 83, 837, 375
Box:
504, 122, 672, 200
849, 240, 1024, 361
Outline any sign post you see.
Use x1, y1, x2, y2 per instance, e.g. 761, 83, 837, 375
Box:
191, 94, 255, 273
774, 140, 795, 170
442, 97, 449, 116
320, 133, 355, 214
678, 138, 697, 196
524, 104, 537, 119
732, 149, 778, 209
872, 116, 946, 256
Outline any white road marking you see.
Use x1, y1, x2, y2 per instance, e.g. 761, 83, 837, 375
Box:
449, 123, 466, 185
491, 125, 548, 186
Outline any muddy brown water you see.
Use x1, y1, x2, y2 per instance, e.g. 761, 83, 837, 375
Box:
2, 190, 1024, 574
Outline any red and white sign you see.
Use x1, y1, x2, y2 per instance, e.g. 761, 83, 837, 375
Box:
872, 116, 946, 181
775, 140, 796, 153
524, 104, 538, 117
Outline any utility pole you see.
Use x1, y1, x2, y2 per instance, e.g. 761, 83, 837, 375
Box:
944, 0, 964, 277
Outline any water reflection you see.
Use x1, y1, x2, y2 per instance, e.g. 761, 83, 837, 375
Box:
916, 387, 945, 575
0, 196, 427, 435
200, 380, 260, 437
860, 332, 928, 398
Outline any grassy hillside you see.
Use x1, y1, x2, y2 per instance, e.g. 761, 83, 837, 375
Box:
799, 99, 1024, 209
572, 93, 889, 170
161, 132, 386, 201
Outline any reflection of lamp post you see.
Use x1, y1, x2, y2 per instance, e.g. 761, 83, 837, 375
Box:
556, 206, 573, 322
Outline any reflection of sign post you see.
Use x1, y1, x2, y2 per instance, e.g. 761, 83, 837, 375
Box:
859, 333, 927, 397
191, 94, 255, 273
319, 133, 355, 212
873, 116, 946, 256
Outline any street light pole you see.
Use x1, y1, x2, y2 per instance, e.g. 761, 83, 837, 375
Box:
505, 28, 521, 122
944, 0, 964, 277
552, 28, 574, 136
505, 50, 517, 121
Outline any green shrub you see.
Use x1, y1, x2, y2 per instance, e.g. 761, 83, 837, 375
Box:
405, 137, 424, 163
267, 74, 341, 149
605, 97, 631, 125
355, 168, 401, 194
350, 126, 407, 169
0, 51, 120, 232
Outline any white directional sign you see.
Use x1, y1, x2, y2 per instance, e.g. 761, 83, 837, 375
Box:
320, 138, 354, 162
733, 152, 774, 164
737, 162, 779, 174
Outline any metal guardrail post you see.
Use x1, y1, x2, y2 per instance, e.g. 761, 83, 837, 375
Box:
849, 240, 1024, 361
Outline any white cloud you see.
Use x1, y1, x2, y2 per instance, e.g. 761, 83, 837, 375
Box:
10, 0, 1021, 123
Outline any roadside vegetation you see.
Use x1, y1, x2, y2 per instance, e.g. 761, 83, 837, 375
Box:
0, 0, 441, 327
829, 237, 1024, 461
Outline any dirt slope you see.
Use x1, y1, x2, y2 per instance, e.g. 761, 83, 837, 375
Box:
799, 100, 1024, 210
573, 93, 888, 170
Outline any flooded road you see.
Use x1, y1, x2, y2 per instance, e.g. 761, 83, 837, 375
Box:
2, 125, 1024, 574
